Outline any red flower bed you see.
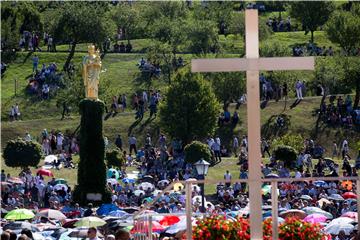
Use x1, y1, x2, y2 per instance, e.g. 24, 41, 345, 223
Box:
193, 216, 328, 240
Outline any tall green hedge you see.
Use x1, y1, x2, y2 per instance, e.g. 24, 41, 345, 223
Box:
73, 99, 111, 205
4, 138, 42, 168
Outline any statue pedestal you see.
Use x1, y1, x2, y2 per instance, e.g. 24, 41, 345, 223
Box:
73, 99, 111, 205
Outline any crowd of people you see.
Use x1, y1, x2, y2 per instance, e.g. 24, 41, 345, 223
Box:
293, 43, 334, 57
266, 16, 292, 32
320, 95, 360, 129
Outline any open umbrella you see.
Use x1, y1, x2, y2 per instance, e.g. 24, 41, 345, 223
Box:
303, 213, 328, 224
68, 229, 104, 238
140, 175, 154, 183
134, 190, 145, 197
108, 210, 128, 218
74, 217, 106, 227
107, 168, 120, 179
54, 184, 68, 191
7, 177, 24, 184
122, 178, 135, 184
54, 178, 67, 185
279, 209, 306, 219
328, 217, 355, 226
173, 182, 184, 191
159, 215, 180, 227
5, 209, 35, 220
131, 220, 164, 233
96, 203, 120, 216
107, 178, 118, 185
341, 180, 353, 191
342, 192, 357, 199
44, 155, 57, 164
341, 211, 358, 220
37, 169, 54, 177
302, 207, 333, 219
318, 198, 331, 208
152, 190, 162, 196
38, 209, 66, 220
325, 223, 354, 235
265, 173, 279, 178
329, 193, 344, 201
1, 182, 12, 191
300, 195, 312, 201
314, 180, 327, 187
138, 182, 154, 190
3, 222, 40, 234
158, 180, 169, 187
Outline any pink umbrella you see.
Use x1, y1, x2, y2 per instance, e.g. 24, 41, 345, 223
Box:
341, 212, 358, 220
303, 213, 328, 224
37, 169, 54, 177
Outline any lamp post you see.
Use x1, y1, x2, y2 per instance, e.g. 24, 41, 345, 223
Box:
194, 159, 210, 213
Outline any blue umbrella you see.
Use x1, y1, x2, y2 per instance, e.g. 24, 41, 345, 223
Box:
96, 204, 120, 216
107, 169, 120, 179
122, 178, 135, 184
108, 210, 128, 217
263, 210, 272, 218
314, 180, 327, 187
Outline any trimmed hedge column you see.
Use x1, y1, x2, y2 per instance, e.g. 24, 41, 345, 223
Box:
73, 99, 111, 205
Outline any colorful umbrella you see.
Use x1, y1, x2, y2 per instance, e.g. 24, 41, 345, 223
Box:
38, 209, 66, 220
159, 215, 180, 227
302, 207, 333, 219
122, 178, 135, 184
7, 177, 24, 184
96, 203, 120, 216
74, 216, 106, 227
107, 168, 120, 179
173, 182, 184, 191
131, 220, 165, 233
341, 211, 358, 220
5, 209, 35, 220
54, 178, 67, 185
342, 192, 357, 199
303, 213, 328, 224
37, 169, 54, 177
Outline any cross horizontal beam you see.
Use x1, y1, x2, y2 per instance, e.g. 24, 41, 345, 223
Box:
192, 57, 315, 72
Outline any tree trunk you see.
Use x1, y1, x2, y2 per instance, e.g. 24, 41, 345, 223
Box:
310, 31, 314, 43
354, 79, 360, 109
64, 41, 77, 71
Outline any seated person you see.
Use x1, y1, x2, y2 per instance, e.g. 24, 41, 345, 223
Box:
119, 42, 125, 53
113, 42, 119, 52
126, 43, 132, 53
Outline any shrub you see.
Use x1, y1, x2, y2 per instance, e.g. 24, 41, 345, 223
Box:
4, 138, 42, 168
272, 133, 304, 153
184, 141, 212, 165
105, 148, 125, 168
279, 217, 327, 240
273, 145, 298, 169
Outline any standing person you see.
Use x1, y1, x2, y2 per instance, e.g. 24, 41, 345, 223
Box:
159, 134, 166, 149
56, 132, 64, 153
211, 138, 221, 163
295, 80, 303, 100
14, 103, 20, 120
261, 138, 271, 158
115, 135, 122, 150
121, 94, 127, 110
9, 106, 15, 121
61, 101, 70, 120
232, 136, 239, 157
128, 135, 137, 155
47, 35, 53, 52
32, 55, 39, 73
142, 90, 148, 111
332, 141, 338, 158
224, 170, 232, 188
283, 82, 288, 100
149, 93, 158, 118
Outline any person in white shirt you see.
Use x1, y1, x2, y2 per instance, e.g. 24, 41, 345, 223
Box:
24, 132, 32, 141
14, 103, 20, 120
128, 135, 137, 155
224, 170, 232, 187
56, 133, 64, 152
233, 136, 239, 157
207, 137, 214, 149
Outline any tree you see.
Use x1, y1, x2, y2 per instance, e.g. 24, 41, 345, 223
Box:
273, 145, 298, 169
111, 3, 141, 44
186, 19, 220, 54
340, 57, 360, 109
159, 70, 220, 144
52, 2, 115, 70
205, 72, 245, 108
289, 2, 334, 43
105, 149, 125, 168
325, 9, 360, 55
4, 138, 42, 169
184, 141, 212, 164
272, 133, 304, 153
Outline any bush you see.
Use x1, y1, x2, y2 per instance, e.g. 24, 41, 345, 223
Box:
4, 138, 42, 168
184, 141, 212, 165
105, 148, 125, 168
273, 145, 298, 169
272, 133, 304, 153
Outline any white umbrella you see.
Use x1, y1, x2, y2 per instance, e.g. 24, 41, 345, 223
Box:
329, 194, 344, 201
44, 155, 57, 164
107, 179, 118, 185
53, 184, 68, 191
328, 217, 355, 225
134, 190, 145, 197
158, 180, 169, 187
192, 196, 206, 204
166, 217, 196, 234
152, 190, 162, 196
38, 209, 66, 220
192, 185, 201, 192
138, 182, 154, 190
300, 195, 312, 201
325, 223, 354, 235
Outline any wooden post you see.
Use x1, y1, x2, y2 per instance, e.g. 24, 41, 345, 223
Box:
271, 181, 279, 240
185, 181, 192, 240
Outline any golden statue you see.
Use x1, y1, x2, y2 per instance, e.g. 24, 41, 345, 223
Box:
82, 45, 102, 99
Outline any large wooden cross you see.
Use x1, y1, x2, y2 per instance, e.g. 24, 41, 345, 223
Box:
191, 9, 314, 239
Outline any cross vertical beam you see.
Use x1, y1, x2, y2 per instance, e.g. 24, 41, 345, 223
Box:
245, 10, 263, 239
